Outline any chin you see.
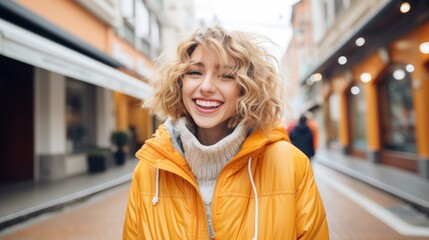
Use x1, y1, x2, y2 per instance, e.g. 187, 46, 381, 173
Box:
193, 121, 218, 129
192, 117, 228, 130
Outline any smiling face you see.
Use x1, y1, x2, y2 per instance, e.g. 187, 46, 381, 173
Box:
182, 45, 240, 141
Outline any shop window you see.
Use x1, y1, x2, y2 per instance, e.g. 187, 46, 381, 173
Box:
379, 66, 416, 153
348, 83, 367, 151
66, 79, 96, 153
328, 93, 340, 143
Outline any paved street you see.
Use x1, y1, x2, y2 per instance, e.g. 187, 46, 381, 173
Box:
1, 161, 429, 240
0, 184, 129, 240
315, 162, 429, 240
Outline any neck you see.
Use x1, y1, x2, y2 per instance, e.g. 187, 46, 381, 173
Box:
196, 121, 234, 145
178, 118, 248, 176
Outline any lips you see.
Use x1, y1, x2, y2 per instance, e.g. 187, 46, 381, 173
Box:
195, 99, 222, 108
193, 99, 223, 113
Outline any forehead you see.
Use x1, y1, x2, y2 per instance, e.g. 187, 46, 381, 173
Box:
189, 45, 233, 66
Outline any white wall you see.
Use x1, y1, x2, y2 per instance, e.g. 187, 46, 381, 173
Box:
96, 87, 116, 148
35, 69, 66, 155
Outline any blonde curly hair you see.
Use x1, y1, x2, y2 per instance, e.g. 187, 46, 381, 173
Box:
144, 25, 284, 131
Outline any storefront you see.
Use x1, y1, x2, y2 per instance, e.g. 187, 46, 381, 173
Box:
308, 1, 429, 179
0, 1, 154, 183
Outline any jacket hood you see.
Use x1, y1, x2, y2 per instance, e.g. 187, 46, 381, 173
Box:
136, 121, 290, 172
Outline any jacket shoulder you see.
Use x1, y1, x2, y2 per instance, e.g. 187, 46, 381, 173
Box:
261, 140, 310, 184
132, 158, 154, 180
264, 140, 308, 163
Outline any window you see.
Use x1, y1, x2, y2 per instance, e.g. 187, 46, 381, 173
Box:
121, 0, 136, 44
379, 66, 416, 153
135, 0, 150, 39
66, 79, 96, 153
348, 83, 367, 151
120, 0, 158, 56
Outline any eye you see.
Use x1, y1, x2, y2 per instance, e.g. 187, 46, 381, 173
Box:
221, 74, 235, 80
186, 70, 202, 76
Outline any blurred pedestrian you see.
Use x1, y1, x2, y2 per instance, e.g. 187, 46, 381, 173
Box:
123, 25, 329, 239
305, 111, 319, 150
290, 115, 315, 160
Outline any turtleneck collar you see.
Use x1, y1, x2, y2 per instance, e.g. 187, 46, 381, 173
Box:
174, 118, 248, 181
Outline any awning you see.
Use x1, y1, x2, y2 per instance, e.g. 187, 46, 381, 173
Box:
0, 18, 152, 100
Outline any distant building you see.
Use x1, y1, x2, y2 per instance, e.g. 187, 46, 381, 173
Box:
287, 0, 429, 179
282, 0, 321, 144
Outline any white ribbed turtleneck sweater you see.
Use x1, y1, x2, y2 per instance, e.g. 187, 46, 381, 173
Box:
175, 118, 248, 238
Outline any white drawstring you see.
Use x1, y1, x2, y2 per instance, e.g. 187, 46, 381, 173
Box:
152, 160, 258, 239
247, 156, 259, 240
152, 168, 160, 205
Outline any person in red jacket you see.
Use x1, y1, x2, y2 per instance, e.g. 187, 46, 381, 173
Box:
123, 25, 329, 239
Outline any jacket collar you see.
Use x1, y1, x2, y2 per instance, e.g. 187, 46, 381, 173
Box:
136, 122, 289, 179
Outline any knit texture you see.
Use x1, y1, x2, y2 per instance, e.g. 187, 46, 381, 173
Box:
175, 118, 248, 238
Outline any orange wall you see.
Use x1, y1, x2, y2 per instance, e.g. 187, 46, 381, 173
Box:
128, 101, 152, 142
114, 92, 129, 131
330, 74, 351, 147
16, 0, 108, 52
16, 0, 157, 74
352, 53, 387, 151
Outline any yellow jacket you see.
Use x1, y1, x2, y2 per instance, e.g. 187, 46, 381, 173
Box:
123, 123, 329, 239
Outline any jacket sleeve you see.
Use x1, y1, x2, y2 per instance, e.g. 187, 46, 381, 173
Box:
123, 163, 141, 240
295, 155, 329, 239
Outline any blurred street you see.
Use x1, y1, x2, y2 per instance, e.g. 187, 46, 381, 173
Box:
1, 0, 429, 239
0, 184, 129, 240
1, 158, 429, 240
316, 162, 429, 240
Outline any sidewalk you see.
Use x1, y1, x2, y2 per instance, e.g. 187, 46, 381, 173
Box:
316, 148, 429, 214
2, 149, 429, 232
0, 158, 138, 231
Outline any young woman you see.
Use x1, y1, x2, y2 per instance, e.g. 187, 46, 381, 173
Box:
123, 26, 329, 240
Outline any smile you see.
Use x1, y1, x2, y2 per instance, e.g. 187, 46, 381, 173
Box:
195, 99, 223, 108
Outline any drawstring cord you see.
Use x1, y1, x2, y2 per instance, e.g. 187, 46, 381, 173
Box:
152, 168, 160, 205
248, 156, 259, 240
152, 159, 258, 240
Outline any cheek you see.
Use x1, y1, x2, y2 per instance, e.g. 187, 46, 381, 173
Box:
181, 80, 192, 98
230, 85, 241, 99
181, 81, 194, 110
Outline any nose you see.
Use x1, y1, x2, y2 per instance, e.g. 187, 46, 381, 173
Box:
199, 73, 217, 94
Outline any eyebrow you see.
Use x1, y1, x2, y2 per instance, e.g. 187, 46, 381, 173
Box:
189, 62, 206, 67
189, 61, 234, 71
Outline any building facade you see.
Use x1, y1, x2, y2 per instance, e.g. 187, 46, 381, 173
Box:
0, 0, 194, 184
281, 0, 320, 126
287, 0, 429, 179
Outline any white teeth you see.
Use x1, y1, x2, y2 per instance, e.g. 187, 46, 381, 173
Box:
196, 99, 221, 108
